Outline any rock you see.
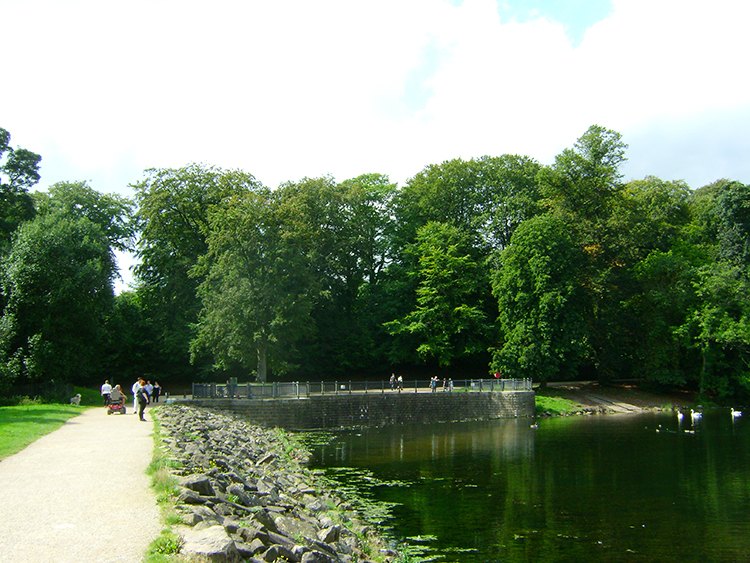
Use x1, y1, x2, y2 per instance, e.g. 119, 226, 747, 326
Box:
177, 488, 207, 505
187, 504, 220, 524
301, 551, 336, 563
317, 525, 340, 544
157, 405, 389, 563
275, 515, 319, 541
181, 473, 215, 496
261, 544, 298, 563
180, 524, 241, 562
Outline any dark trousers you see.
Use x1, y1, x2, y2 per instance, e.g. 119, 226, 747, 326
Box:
103, 394, 110, 406
138, 399, 147, 420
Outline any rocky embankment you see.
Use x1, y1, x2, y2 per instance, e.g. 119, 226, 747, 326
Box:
157, 404, 395, 563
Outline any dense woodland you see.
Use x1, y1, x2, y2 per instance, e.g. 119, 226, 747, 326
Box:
1, 125, 749, 401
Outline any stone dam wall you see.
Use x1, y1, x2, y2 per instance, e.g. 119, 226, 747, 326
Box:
183, 390, 535, 430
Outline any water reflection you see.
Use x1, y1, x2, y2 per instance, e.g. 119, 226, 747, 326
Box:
307, 411, 750, 563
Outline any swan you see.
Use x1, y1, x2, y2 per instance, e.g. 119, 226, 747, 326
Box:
731, 408, 742, 418
677, 411, 684, 423
691, 409, 702, 420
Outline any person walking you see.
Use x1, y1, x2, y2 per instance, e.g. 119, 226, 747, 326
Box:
144, 381, 154, 403
131, 379, 142, 413
101, 380, 112, 406
153, 381, 161, 403
135, 378, 149, 421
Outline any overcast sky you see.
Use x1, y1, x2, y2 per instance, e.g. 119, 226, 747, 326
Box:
3, 0, 749, 290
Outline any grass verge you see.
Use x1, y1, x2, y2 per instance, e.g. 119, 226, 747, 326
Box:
0, 400, 92, 461
534, 388, 582, 415
143, 407, 191, 563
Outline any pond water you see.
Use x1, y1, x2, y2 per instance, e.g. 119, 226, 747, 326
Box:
306, 410, 750, 563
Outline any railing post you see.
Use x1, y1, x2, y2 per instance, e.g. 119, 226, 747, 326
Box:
349, 380, 352, 395
335, 382, 338, 395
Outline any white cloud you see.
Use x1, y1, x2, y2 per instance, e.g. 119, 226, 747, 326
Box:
2, 0, 749, 291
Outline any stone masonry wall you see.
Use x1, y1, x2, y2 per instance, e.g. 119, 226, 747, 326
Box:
184, 390, 535, 430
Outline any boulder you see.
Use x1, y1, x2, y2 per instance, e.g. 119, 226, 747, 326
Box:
180, 524, 240, 562
181, 473, 215, 496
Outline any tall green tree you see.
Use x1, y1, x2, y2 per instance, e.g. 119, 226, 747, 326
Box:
34, 181, 135, 251
385, 222, 493, 367
0, 127, 39, 253
491, 214, 590, 384
192, 188, 318, 381
133, 164, 261, 380
0, 213, 115, 392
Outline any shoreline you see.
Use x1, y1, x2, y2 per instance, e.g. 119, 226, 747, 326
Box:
154, 404, 397, 563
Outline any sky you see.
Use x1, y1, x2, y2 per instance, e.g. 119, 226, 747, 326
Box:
2, 0, 750, 290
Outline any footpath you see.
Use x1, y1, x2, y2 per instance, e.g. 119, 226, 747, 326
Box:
0, 405, 161, 563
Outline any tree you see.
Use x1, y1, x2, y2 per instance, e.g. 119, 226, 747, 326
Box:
191, 188, 318, 381
396, 155, 543, 251
34, 181, 135, 251
132, 164, 261, 380
714, 180, 750, 271
385, 222, 493, 367
0, 213, 115, 392
538, 124, 628, 224
491, 214, 590, 384
0, 127, 40, 253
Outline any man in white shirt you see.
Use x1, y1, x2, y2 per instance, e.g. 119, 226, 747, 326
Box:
101, 380, 112, 405
131, 379, 142, 413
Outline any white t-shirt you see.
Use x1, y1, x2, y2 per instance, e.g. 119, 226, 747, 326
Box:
101, 383, 112, 395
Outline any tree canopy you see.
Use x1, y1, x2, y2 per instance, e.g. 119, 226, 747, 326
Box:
2, 123, 750, 403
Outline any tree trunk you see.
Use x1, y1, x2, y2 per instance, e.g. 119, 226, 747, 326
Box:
257, 337, 268, 383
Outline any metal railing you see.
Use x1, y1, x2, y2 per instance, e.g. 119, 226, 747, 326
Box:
191, 378, 532, 399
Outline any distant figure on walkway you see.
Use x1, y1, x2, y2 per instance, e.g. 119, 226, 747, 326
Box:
449, 378, 454, 392
132, 379, 142, 413
390, 373, 396, 391
397, 375, 403, 392
101, 380, 112, 405
153, 381, 161, 403
144, 381, 154, 403
442, 378, 448, 392
430, 376, 438, 393
136, 378, 148, 421
110, 385, 125, 405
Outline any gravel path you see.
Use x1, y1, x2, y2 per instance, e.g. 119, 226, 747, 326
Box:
0, 406, 161, 562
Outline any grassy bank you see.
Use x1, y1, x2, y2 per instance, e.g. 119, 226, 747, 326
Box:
535, 388, 582, 415
0, 401, 90, 460
0, 386, 103, 461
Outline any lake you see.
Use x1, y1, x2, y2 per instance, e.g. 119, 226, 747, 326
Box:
306, 410, 750, 563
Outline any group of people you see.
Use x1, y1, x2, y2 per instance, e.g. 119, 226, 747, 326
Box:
389, 373, 454, 392
389, 373, 404, 391
101, 378, 163, 422
430, 376, 454, 392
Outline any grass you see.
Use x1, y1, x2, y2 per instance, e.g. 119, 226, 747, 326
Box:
0, 401, 92, 460
534, 388, 582, 415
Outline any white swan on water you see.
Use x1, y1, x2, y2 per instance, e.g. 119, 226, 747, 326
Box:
691, 409, 702, 421
731, 408, 742, 418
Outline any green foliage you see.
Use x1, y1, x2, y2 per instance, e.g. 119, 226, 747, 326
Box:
492, 214, 590, 382
34, 180, 136, 251
0, 127, 39, 253
0, 212, 115, 389
133, 164, 262, 381
386, 222, 493, 366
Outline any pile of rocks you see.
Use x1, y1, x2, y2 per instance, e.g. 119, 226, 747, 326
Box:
157, 404, 397, 563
